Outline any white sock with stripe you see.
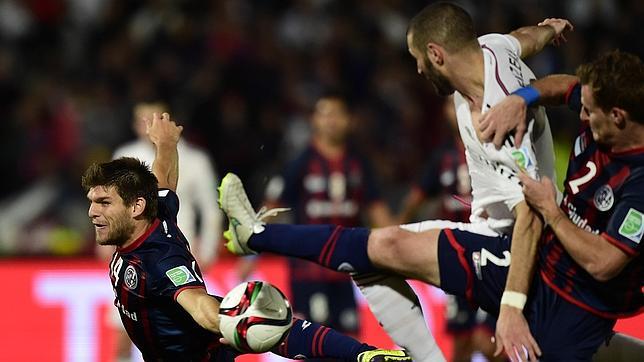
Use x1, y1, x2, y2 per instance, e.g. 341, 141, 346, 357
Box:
353, 273, 445, 362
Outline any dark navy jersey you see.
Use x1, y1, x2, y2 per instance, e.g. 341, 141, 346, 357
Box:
267, 144, 382, 281
275, 144, 381, 225
417, 138, 471, 222
109, 189, 218, 361
539, 83, 644, 318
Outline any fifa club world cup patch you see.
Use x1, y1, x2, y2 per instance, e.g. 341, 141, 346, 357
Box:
511, 147, 534, 172
124, 265, 138, 290
618, 208, 644, 244
166, 265, 197, 286
593, 184, 614, 211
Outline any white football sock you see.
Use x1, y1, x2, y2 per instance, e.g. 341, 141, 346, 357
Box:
353, 273, 445, 362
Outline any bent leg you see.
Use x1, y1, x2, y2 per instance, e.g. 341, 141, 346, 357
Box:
366, 219, 493, 286
367, 225, 442, 285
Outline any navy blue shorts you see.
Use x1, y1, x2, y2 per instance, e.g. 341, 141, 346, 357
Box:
438, 228, 615, 361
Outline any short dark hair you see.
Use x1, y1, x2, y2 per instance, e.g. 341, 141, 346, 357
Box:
408, 2, 478, 53
82, 157, 159, 220
577, 50, 644, 123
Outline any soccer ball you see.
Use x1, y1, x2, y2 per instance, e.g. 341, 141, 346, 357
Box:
218, 281, 293, 353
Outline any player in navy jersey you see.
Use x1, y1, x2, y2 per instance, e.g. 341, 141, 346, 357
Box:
82, 112, 411, 361
263, 93, 394, 342
479, 49, 644, 361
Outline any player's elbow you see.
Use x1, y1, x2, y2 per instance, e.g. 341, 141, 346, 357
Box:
586, 242, 630, 282
192, 307, 221, 333
586, 261, 622, 282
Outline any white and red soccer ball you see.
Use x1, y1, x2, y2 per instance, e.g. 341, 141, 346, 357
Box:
218, 281, 293, 353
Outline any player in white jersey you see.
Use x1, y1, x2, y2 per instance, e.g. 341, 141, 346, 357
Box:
364, 6, 568, 360
218, 3, 572, 361
453, 32, 558, 234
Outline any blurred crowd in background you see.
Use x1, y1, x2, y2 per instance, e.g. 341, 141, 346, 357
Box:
0, 0, 641, 257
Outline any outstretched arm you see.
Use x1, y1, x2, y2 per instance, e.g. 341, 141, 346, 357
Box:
494, 201, 543, 361
176, 287, 222, 333
509, 18, 573, 59
479, 74, 580, 149
147, 112, 183, 191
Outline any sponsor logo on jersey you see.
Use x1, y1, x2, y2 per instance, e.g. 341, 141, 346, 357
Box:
593, 185, 614, 211
618, 208, 644, 244
337, 262, 355, 273
563, 197, 600, 234
116, 299, 138, 321
165, 265, 197, 286
124, 265, 138, 290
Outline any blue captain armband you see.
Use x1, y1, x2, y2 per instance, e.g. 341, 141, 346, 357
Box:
511, 86, 540, 106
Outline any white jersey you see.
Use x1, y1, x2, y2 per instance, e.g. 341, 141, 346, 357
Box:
454, 33, 556, 234
113, 139, 223, 264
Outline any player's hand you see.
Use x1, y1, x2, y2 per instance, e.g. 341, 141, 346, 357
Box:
145, 112, 183, 147
479, 95, 528, 149
494, 305, 541, 362
518, 171, 559, 221
538, 18, 573, 46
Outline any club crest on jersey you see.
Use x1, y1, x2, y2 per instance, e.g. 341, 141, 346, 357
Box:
593, 185, 614, 211
166, 265, 196, 286
619, 208, 644, 244
124, 265, 138, 290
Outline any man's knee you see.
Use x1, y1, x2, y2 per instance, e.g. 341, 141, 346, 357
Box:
367, 226, 440, 282
367, 226, 404, 267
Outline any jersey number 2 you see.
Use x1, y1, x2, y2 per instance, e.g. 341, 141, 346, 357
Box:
480, 248, 511, 267
568, 161, 596, 194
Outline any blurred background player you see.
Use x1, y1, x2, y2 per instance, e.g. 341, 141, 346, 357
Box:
113, 101, 223, 268
99, 101, 223, 362
398, 99, 501, 362
261, 93, 395, 355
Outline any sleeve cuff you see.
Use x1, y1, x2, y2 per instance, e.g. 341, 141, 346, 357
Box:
173, 285, 206, 301
601, 232, 639, 257
564, 81, 580, 105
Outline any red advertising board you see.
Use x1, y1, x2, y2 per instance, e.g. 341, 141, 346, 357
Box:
0, 258, 641, 362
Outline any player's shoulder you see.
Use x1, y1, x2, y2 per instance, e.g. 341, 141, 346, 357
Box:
620, 159, 644, 191
478, 33, 521, 55
135, 225, 190, 262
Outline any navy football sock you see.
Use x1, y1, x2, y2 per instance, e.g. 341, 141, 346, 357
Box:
249, 224, 376, 273
273, 318, 373, 361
